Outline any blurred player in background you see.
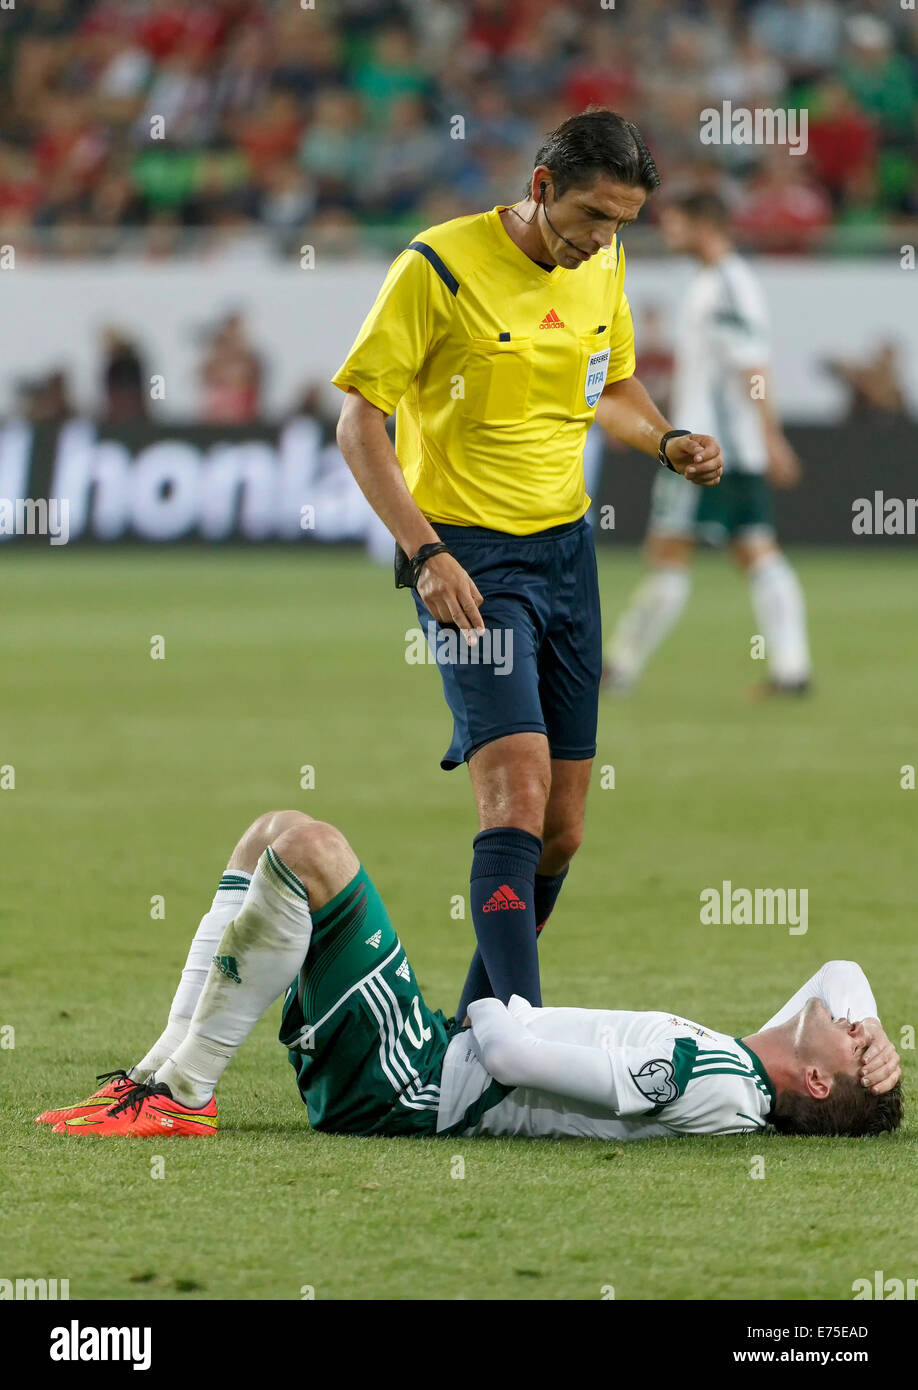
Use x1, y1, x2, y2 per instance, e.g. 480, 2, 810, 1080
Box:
583, 302, 674, 523
332, 110, 723, 1020
601, 191, 813, 698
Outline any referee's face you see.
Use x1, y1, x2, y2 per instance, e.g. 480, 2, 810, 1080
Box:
539, 174, 647, 268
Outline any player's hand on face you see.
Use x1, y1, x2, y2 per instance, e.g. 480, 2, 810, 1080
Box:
859, 1019, 901, 1095
665, 433, 723, 487
417, 552, 486, 646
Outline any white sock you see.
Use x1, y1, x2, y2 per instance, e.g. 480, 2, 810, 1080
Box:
607, 566, 692, 681
155, 848, 312, 1108
130, 871, 252, 1082
748, 553, 811, 684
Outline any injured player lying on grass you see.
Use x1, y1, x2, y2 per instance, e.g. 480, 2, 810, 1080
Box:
37, 811, 902, 1141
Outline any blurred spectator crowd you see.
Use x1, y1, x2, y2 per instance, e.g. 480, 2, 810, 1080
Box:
0, 0, 917, 258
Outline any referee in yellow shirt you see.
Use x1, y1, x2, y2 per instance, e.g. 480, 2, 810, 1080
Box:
333, 109, 723, 1017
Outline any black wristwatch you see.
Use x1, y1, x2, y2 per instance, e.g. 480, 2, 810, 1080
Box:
394, 541, 451, 590
658, 429, 691, 472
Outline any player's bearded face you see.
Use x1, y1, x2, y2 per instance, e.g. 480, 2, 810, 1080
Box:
541, 178, 647, 268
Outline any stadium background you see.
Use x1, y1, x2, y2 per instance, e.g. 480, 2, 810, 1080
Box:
1, 0, 917, 1305
1, 0, 916, 545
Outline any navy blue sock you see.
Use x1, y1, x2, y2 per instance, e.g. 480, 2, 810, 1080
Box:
457, 865, 570, 1017
534, 868, 568, 936
467, 827, 543, 1008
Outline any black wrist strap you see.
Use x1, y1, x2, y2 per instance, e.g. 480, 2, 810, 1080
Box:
394, 541, 451, 590
659, 428, 691, 472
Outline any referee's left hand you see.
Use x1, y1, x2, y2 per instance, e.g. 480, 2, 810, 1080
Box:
665, 433, 723, 487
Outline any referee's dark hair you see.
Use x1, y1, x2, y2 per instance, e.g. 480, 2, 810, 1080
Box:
670, 189, 731, 227
530, 107, 662, 198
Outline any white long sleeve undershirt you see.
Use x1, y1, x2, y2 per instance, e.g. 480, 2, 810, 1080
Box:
467, 998, 617, 1107
466, 961, 880, 1106
757, 959, 878, 1032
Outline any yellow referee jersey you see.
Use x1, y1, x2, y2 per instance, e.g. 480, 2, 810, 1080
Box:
331, 204, 635, 535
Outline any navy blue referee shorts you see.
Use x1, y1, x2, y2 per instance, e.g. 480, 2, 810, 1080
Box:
410, 516, 602, 771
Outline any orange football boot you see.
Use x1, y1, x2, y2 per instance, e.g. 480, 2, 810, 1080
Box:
55, 1082, 218, 1137
35, 1070, 137, 1125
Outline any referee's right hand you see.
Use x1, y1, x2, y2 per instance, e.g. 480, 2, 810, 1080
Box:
417, 553, 486, 646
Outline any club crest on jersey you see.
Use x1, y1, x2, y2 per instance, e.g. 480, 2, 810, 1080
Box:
584, 348, 610, 407
630, 1058, 679, 1105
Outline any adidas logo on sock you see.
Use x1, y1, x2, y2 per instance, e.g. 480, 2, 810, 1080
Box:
396, 959, 411, 981
539, 309, 564, 328
213, 954, 242, 983
365, 930, 382, 949
483, 885, 527, 912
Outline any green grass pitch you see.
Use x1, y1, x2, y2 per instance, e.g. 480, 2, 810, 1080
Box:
1, 546, 915, 1301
